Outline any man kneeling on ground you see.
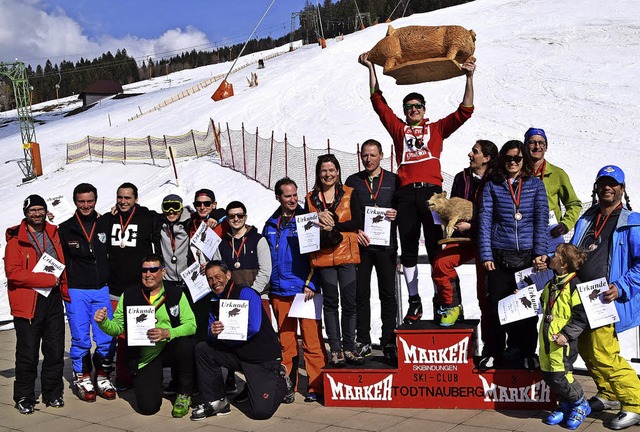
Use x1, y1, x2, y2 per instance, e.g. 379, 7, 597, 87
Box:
94, 254, 196, 417
191, 260, 294, 421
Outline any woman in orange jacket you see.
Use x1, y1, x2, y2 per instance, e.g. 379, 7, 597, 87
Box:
305, 154, 363, 367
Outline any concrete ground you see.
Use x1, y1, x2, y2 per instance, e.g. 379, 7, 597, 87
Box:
0, 325, 622, 432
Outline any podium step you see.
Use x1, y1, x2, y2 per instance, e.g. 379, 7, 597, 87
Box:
323, 319, 555, 410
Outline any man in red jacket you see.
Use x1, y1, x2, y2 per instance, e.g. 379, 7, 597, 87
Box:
4, 194, 70, 414
359, 52, 475, 324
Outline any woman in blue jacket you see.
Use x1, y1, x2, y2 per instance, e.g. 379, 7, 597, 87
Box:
262, 178, 327, 403
477, 140, 549, 370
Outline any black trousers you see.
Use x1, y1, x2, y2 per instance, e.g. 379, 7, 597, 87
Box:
133, 336, 195, 415
395, 184, 443, 266
194, 341, 286, 420
484, 261, 538, 360
13, 289, 65, 403
356, 246, 398, 348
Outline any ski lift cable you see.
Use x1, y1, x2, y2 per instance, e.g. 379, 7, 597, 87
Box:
353, 0, 365, 29
387, 0, 404, 21
402, 0, 411, 18
316, 1, 326, 40
222, 0, 277, 82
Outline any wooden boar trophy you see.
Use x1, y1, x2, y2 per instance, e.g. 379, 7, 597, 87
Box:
368, 25, 476, 84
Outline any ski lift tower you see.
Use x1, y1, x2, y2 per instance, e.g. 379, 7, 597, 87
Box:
291, 9, 322, 49
0, 61, 38, 182
354, 12, 371, 30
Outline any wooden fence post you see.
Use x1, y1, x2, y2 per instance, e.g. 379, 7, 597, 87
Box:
268, 130, 274, 188
254, 127, 259, 180
148, 136, 155, 165
303, 137, 308, 194
191, 130, 199, 157
227, 123, 235, 170
242, 123, 247, 175
284, 133, 289, 178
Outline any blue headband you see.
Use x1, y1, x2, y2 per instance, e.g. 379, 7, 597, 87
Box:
524, 127, 547, 144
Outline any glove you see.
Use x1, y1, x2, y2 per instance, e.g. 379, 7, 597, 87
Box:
550, 223, 568, 238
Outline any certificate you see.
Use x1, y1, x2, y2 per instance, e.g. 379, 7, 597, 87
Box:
190, 222, 221, 260
288, 293, 323, 320
32, 253, 66, 297
180, 261, 210, 302
218, 299, 249, 341
576, 278, 620, 329
45, 194, 74, 222
498, 284, 541, 325
514, 266, 553, 291
126, 306, 155, 346
363, 206, 391, 246
295, 212, 320, 254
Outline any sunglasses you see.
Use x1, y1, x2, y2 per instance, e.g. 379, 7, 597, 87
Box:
141, 266, 164, 274
404, 103, 425, 111
162, 201, 183, 213
227, 213, 246, 220
504, 155, 523, 163
194, 201, 213, 208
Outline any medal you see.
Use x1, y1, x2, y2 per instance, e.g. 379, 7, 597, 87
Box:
588, 243, 598, 251
171, 255, 177, 264
234, 262, 241, 269
545, 314, 554, 323
514, 212, 523, 221
120, 240, 125, 248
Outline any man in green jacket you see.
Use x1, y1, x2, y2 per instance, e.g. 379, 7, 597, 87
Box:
95, 253, 196, 417
525, 127, 582, 244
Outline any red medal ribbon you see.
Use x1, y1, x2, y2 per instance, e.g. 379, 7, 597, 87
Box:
546, 273, 576, 316
229, 236, 248, 264
363, 170, 385, 203
118, 206, 137, 241
534, 160, 547, 180
594, 203, 622, 240
75, 212, 96, 247
142, 288, 166, 311
27, 229, 47, 257
319, 186, 336, 211
508, 177, 523, 212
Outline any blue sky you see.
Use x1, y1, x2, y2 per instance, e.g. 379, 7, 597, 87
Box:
0, 0, 311, 66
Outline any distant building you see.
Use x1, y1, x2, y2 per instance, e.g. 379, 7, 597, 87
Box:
78, 80, 123, 106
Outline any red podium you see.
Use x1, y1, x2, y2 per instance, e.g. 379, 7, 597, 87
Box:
323, 320, 554, 410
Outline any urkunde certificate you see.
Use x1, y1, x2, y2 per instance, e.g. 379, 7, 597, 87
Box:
363, 206, 391, 246
295, 212, 320, 254
180, 261, 210, 302
191, 221, 221, 260
218, 299, 249, 341
32, 252, 65, 297
126, 305, 155, 346
577, 277, 620, 329
498, 284, 540, 325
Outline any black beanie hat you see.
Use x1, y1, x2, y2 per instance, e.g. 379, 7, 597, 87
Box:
23, 194, 47, 215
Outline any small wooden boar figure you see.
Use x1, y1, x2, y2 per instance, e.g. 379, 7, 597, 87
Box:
368, 25, 476, 84
427, 191, 473, 239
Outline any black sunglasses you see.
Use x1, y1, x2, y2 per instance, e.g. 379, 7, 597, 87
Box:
404, 103, 425, 111
141, 266, 164, 274
194, 201, 213, 207
504, 155, 523, 163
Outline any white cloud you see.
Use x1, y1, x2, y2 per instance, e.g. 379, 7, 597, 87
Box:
0, 0, 212, 67
104, 26, 213, 64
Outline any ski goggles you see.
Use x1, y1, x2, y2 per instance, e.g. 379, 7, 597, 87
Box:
162, 200, 183, 213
